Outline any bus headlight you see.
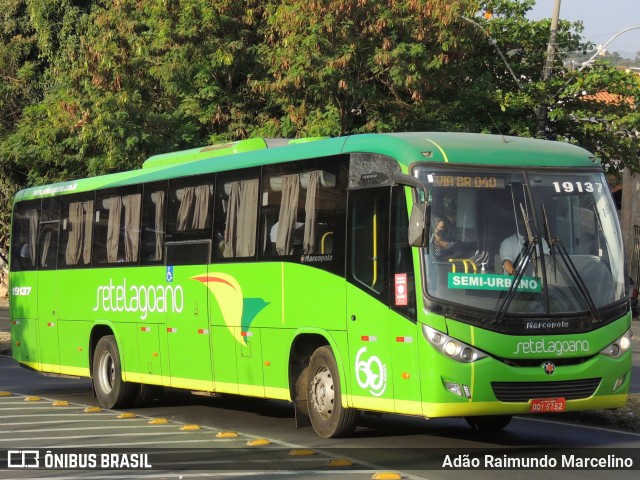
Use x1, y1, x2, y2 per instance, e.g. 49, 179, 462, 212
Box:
600, 329, 633, 358
422, 325, 487, 363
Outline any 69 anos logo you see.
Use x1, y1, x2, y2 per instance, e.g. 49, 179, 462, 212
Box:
355, 347, 387, 397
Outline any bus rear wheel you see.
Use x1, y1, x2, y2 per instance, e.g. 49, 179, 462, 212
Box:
307, 346, 358, 438
93, 335, 139, 409
465, 415, 512, 432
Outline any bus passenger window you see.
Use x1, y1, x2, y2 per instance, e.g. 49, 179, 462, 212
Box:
348, 188, 389, 300
10, 201, 40, 272
166, 177, 214, 240
213, 174, 259, 259
38, 198, 60, 270
263, 172, 303, 256
260, 166, 343, 258
93, 189, 142, 265
59, 196, 93, 268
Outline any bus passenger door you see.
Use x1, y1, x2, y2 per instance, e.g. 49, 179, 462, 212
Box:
37, 270, 60, 373
37, 198, 61, 373
346, 188, 395, 411
346, 186, 422, 415
165, 261, 214, 392
388, 186, 421, 415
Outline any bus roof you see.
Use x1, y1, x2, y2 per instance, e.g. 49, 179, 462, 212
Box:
15, 132, 599, 202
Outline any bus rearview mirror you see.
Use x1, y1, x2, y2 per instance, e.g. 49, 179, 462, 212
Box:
409, 203, 429, 247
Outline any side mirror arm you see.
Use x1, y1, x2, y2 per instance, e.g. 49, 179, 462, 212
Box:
393, 173, 430, 248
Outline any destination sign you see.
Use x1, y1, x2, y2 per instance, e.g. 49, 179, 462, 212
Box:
431, 175, 505, 189
448, 272, 542, 293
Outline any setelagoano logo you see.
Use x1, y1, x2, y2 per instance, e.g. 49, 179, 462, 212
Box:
92, 278, 184, 320
513, 338, 590, 356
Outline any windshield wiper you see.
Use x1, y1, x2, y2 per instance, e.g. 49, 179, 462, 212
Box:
493, 204, 543, 323
541, 204, 602, 323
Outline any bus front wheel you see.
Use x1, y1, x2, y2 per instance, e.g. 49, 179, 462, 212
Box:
92, 335, 139, 409
307, 346, 358, 438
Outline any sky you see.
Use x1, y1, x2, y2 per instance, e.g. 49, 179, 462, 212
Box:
528, 0, 640, 58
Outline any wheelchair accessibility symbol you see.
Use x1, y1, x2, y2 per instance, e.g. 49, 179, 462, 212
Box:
166, 266, 174, 283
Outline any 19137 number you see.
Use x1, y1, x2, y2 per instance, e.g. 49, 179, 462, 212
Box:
12, 286, 32, 296
552, 181, 602, 193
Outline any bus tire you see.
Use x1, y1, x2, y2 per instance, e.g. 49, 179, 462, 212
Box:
307, 346, 358, 438
465, 415, 512, 432
93, 335, 139, 409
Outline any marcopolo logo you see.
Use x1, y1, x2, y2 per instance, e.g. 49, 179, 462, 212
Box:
513, 338, 590, 357
92, 278, 184, 320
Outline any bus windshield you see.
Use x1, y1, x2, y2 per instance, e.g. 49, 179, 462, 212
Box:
416, 167, 626, 329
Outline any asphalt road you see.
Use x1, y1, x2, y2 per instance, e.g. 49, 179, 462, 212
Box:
2, 302, 640, 479
2, 353, 640, 480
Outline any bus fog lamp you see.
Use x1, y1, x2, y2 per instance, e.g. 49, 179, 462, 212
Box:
445, 382, 471, 398
613, 374, 626, 391
445, 382, 463, 397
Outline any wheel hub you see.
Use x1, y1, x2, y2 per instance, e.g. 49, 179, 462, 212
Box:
310, 366, 334, 419
97, 351, 115, 394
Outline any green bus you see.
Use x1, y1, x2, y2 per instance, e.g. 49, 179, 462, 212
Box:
9, 132, 633, 437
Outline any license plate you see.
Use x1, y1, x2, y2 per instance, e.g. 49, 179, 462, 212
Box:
530, 397, 566, 413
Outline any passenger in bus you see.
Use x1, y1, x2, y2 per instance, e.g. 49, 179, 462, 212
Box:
431, 217, 457, 259
20, 243, 31, 260
499, 225, 550, 275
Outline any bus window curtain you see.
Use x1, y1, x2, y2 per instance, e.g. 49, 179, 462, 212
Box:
151, 191, 165, 261
176, 184, 210, 231
123, 193, 141, 262
40, 230, 51, 267
66, 200, 93, 265
27, 208, 38, 267
176, 187, 194, 231
303, 170, 320, 254
224, 179, 258, 257
192, 184, 211, 229
276, 174, 300, 255
105, 196, 123, 263
83, 201, 93, 264
65, 203, 82, 265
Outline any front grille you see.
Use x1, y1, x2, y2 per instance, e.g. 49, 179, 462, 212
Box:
491, 378, 601, 402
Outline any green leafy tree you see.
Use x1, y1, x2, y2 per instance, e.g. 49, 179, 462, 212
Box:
1, 0, 639, 256
254, 0, 481, 136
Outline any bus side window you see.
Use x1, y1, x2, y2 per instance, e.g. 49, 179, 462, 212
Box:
347, 187, 390, 301
38, 198, 60, 270
140, 182, 167, 265
166, 176, 214, 265
259, 157, 346, 274
10, 200, 40, 272
261, 172, 304, 256
93, 188, 142, 265
58, 195, 94, 268
213, 172, 259, 260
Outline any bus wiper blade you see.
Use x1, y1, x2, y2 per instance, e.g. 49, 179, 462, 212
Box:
541, 204, 557, 279
540, 206, 601, 323
554, 240, 602, 323
492, 240, 537, 324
